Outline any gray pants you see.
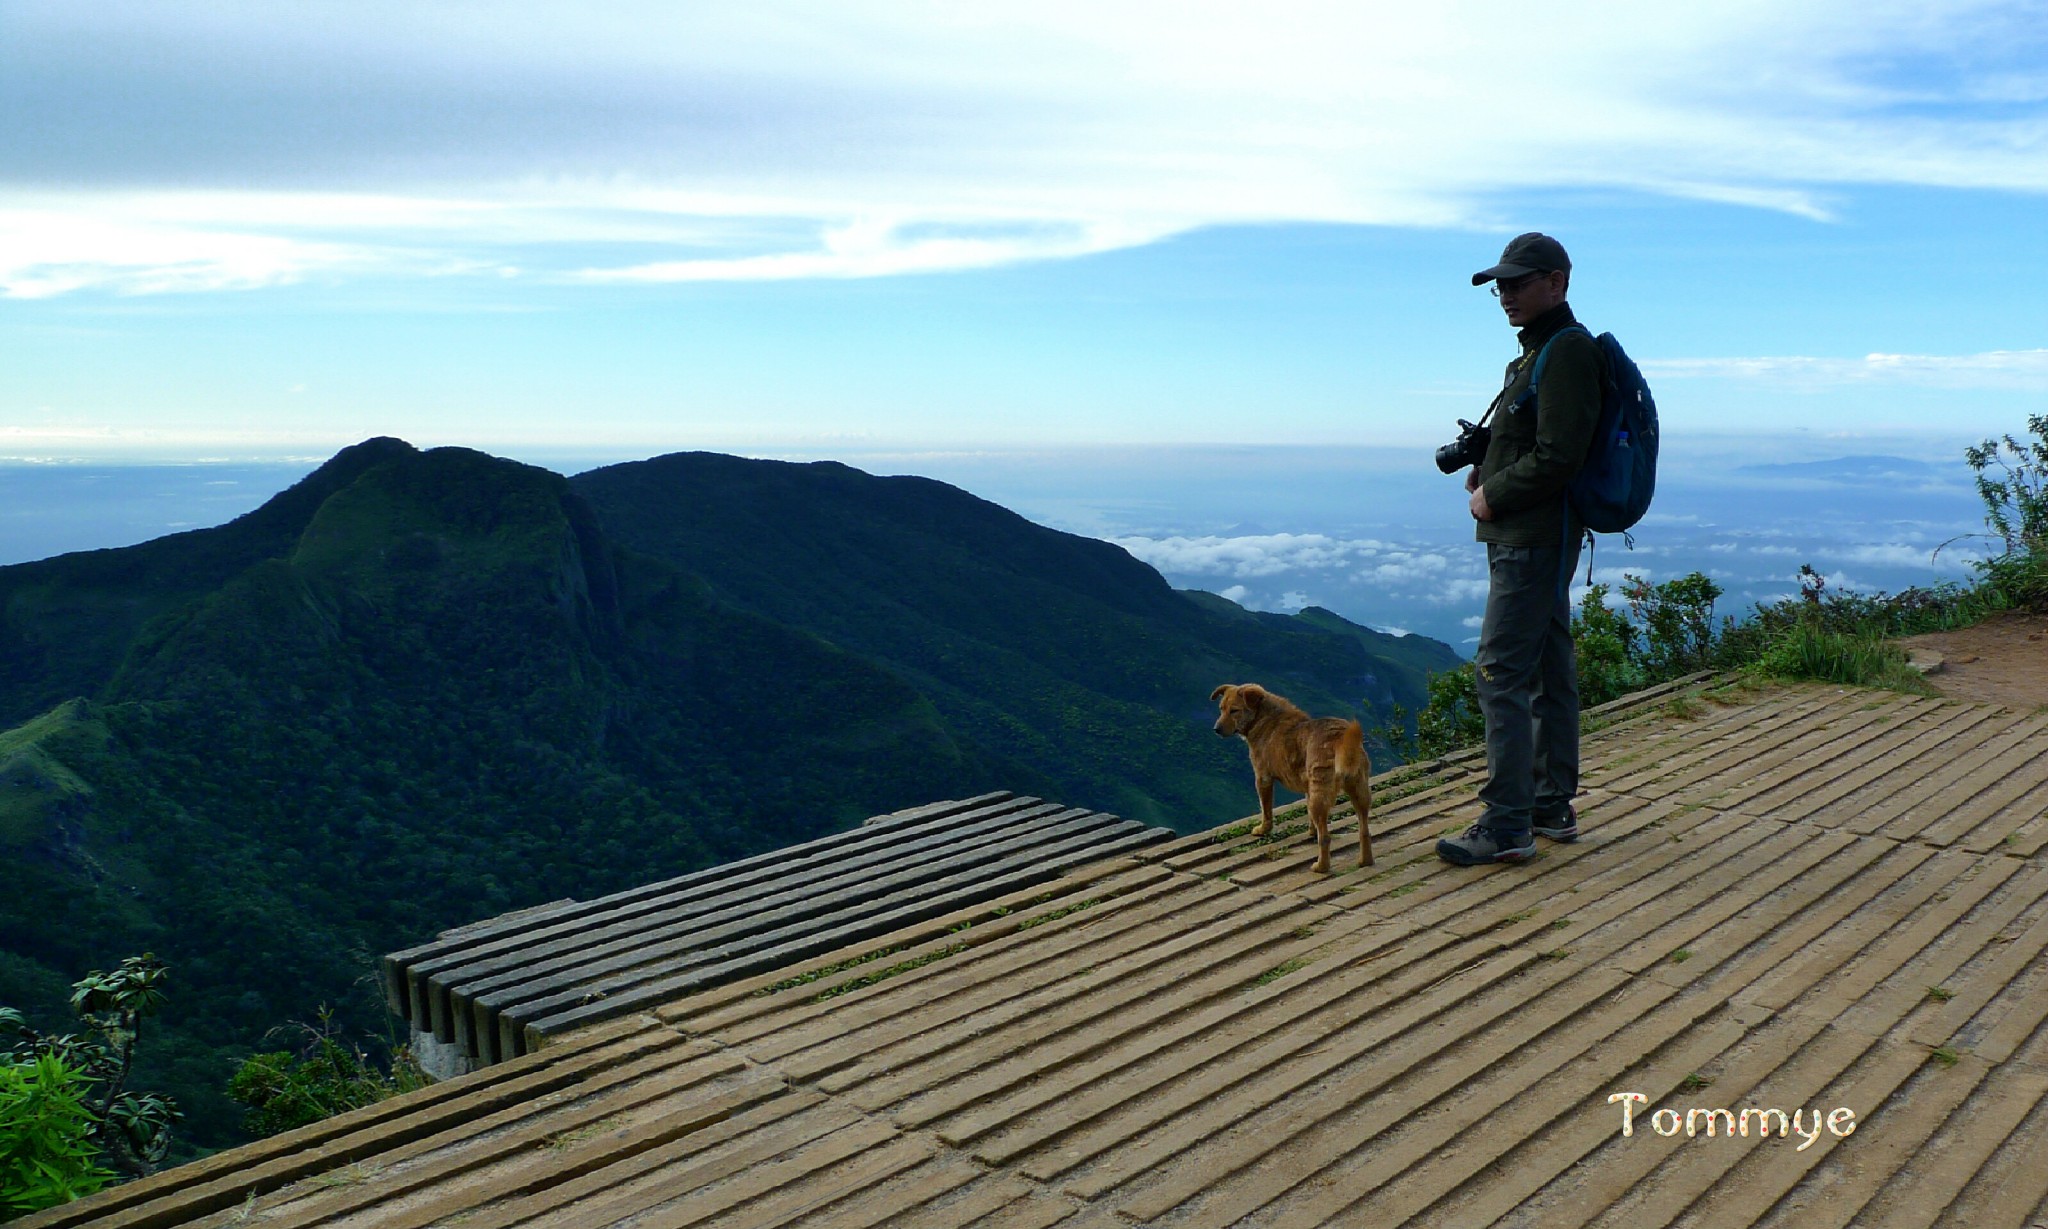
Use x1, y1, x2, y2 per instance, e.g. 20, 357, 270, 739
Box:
1475, 538, 1582, 836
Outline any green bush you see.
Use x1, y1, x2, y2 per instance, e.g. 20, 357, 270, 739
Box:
1370, 662, 1483, 763
227, 1011, 426, 1138
1626, 572, 1724, 679
1573, 582, 1644, 707
0, 1052, 113, 1217
1965, 414, 2048, 556
1950, 414, 2048, 609
0, 955, 181, 1192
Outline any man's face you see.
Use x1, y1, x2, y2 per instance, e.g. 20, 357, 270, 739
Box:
1494, 268, 1566, 327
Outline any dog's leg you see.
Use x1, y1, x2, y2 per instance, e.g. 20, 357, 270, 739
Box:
1255, 775, 1275, 837
1307, 770, 1333, 874
1352, 774, 1374, 867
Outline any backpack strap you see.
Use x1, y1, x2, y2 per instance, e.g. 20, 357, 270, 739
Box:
1536, 324, 1599, 599
1520, 323, 1593, 408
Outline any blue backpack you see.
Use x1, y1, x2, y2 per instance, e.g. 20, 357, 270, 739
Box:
1530, 326, 1659, 534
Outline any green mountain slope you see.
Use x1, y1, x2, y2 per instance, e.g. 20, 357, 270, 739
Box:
0, 439, 1458, 1152
571, 451, 1461, 827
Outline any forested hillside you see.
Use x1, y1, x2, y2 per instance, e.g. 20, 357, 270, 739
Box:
0, 439, 1457, 1150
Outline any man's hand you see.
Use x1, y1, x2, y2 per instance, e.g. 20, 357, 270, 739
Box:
1466, 469, 1494, 521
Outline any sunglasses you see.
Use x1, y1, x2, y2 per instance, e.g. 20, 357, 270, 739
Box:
1490, 270, 1556, 298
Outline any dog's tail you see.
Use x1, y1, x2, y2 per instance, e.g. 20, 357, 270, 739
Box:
1336, 719, 1369, 779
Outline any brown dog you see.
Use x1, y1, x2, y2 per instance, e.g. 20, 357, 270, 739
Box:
1210, 683, 1373, 873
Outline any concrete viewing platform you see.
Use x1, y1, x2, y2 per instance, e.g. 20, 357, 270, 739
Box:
25, 676, 2048, 1228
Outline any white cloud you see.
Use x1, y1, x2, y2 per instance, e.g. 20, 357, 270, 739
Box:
575, 215, 1161, 283
1217, 584, 1249, 603
1642, 348, 2048, 391
3, 1, 2043, 295
1590, 566, 1653, 586
1110, 532, 1380, 578
1839, 543, 1939, 566
1365, 553, 1453, 584
0, 205, 375, 299
1428, 577, 1492, 605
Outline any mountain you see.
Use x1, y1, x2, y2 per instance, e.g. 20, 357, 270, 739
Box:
0, 439, 1458, 1151
569, 452, 1457, 827
1730, 454, 1952, 487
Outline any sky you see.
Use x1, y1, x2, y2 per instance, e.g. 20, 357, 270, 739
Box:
2, 0, 2044, 464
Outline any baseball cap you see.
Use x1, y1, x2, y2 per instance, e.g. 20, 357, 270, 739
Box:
1471, 232, 1571, 286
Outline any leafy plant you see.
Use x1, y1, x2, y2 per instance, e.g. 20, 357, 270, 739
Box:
2, 955, 182, 1215
1573, 582, 1645, 707
1958, 414, 2048, 608
1370, 663, 1485, 762
1624, 572, 1724, 679
1, 955, 181, 1185
0, 1052, 113, 1217
225, 1009, 426, 1139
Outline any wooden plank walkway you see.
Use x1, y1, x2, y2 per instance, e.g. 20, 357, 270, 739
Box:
27, 677, 2048, 1229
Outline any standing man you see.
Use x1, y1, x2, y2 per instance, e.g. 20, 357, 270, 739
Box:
1438, 232, 1603, 866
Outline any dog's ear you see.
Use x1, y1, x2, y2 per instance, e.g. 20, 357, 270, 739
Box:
1238, 684, 1265, 708
1209, 684, 1232, 703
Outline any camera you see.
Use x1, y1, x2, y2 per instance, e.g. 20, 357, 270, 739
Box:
1434, 418, 1492, 474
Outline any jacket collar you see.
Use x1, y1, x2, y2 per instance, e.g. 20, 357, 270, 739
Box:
1517, 302, 1579, 354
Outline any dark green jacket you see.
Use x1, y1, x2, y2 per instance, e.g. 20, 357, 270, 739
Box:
1476, 302, 1603, 547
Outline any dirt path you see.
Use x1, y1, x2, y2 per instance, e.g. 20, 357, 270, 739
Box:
1898, 609, 2048, 711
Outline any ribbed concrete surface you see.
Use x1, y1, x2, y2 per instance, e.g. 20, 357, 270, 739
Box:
27, 678, 2048, 1229
382, 792, 1174, 1067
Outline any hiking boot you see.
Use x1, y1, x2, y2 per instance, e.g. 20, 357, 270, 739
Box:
1532, 806, 1579, 843
1436, 824, 1537, 866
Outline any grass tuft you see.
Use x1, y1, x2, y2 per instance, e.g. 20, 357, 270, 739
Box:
544, 1116, 627, 1151
1018, 898, 1101, 931
1252, 956, 1315, 987
813, 943, 968, 1002
1747, 624, 1938, 695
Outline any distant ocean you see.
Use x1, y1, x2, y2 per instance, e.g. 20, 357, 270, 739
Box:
3, 437, 1995, 653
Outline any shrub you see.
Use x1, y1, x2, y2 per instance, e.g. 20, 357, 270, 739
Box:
1960, 414, 2048, 609
0, 1053, 113, 1217
0, 955, 181, 1187
1625, 571, 1723, 679
1369, 662, 1485, 763
227, 1010, 426, 1138
1573, 582, 1644, 708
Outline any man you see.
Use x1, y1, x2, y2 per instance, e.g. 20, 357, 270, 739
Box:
1437, 232, 1603, 866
